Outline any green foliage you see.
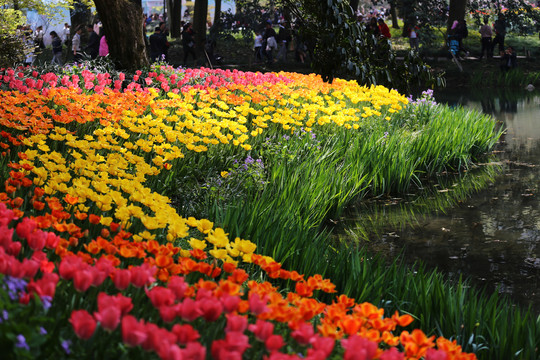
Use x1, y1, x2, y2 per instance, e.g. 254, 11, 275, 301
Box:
0, 7, 25, 68
468, 0, 540, 35
279, 0, 443, 92
214, 0, 270, 49
397, 0, 449, 50
470, 68, 540, 88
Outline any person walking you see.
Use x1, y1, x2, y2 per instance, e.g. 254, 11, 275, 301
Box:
149, 26, 168, 63
378, 18, 391, 39
99, 30, 109, 57
492, 15, 506, 56
276, 21, 291, 63
61, 23, 71, 61
454, 19, 469, 57
263, 20, 277, 64
61, 23, 70, 45
366, 17, 381, 37
72, 25, 83, 62
407, 23, 420, 51
181, 23, 196, 66
34, 25, 45, 50
253, 30, 263, 63
50, 31, 63, 65
159, 21, 170, 61
85, 24, 100, 59
479, 17, 492, 60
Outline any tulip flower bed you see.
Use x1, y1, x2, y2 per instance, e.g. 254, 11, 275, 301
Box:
0, 65, 489, 359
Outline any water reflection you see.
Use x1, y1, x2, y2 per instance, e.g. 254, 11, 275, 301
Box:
338, 90, 540, 312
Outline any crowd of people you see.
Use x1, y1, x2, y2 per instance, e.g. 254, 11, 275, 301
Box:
15, 22, 108, 66
16, 8, 519, 73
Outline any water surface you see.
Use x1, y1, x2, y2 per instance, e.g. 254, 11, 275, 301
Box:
339, 89, 540, 312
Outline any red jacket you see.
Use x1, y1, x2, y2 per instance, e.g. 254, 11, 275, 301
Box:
379, 22, 391, 38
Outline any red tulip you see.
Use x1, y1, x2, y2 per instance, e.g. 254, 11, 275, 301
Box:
7, 241, 21, 256
265, 334, 284, 352
45, 232, 60, 249
171, 324, 200, 345
0, 226, 13, 249
20, 258, 39, 279
15, 217, 36, 240
146, 286, 174, 308
310, 335, 335, 357
248, 293, 268, 315
94, 305, 121, 331
73, 268, 94, 292
178, 298, 201, 322
199, 298, 223, 322
248, 319, 274, 341
158, 343, 183, 360
159, 305, 178, 323
291, 322, 315, 345
225, 314, 248, 333
59, 255, 84, 280
130, 264, 155, 287
27, 229, 46, 251
341, 335, 378, 360
112, 268, 131, 290
27, 272, 59, 299
167, 276, 188, 300
221, 294, 241, 313
70, 310, 97, 340
97, 292, 133, 316
424, 349, 448, 360
380, 347, 405, 360
122, 315, 147, 347
182, 342, 206, 360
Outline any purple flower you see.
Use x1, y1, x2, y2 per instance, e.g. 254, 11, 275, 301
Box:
4, 276, 28, 301
15, 334, 29, 351
41, 295, 52, 311
61, 339, 72, 354
0, 310, 8, 323
39, 327, 47, 335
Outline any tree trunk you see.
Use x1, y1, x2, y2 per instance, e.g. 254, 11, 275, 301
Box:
447, 0, 467, 30
193, 0, 208, 53
350, 0, 359, 13
168, 0, 182, 38
93, 0, 149, 70
390, 1, 399, 28
214, 0, 221, 27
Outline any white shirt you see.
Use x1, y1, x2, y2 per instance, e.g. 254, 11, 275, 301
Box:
62, 27, 70, 42
34, 29, 44, 40
72, 33, 80, 52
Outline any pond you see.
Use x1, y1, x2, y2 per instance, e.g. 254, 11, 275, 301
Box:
337, 89, 540, 312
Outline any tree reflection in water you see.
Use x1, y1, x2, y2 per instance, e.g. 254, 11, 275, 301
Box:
335, 90, 540, 312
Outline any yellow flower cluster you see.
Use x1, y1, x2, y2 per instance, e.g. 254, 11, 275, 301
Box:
1, 71, 407, 265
